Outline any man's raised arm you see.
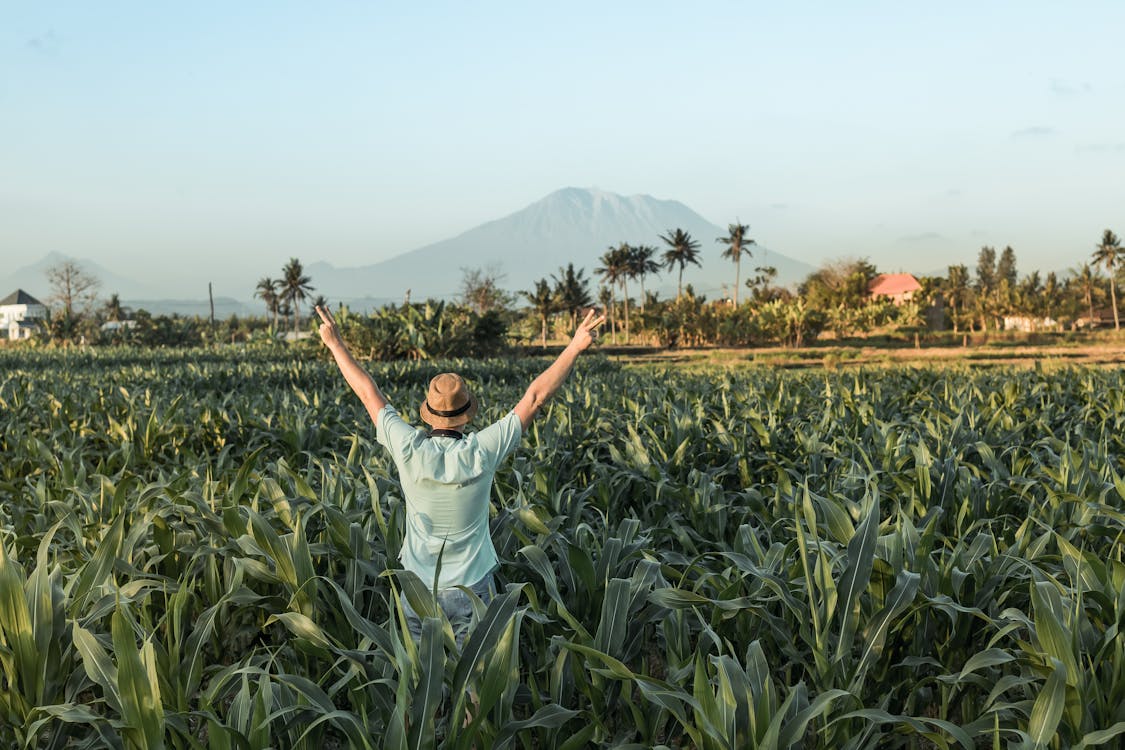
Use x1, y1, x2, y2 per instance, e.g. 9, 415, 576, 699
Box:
513, 308, 605, 432
316, 305, 389, 424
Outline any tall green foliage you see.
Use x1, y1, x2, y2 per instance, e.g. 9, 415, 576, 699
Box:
1, 349, 1124, 747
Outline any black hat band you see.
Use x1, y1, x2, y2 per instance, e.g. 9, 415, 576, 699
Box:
424, 399, 472, 418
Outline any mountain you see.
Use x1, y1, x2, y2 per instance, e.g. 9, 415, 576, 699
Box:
0, 253, 256, 317
122, 298, 256, 318
0, 252, 149, 301
2, 189, 816, 314
309, 188, 814, 306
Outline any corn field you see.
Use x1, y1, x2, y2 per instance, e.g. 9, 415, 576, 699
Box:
0, 348, 1123, 749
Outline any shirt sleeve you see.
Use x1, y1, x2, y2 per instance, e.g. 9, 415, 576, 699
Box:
376, 406, 419, 464
475, 411, 523, 464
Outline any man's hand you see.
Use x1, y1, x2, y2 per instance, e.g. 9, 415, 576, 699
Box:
567, 308, 606, 353
316, 305, 344, 351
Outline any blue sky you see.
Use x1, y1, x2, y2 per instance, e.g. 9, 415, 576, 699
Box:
2, 1, 1123, 291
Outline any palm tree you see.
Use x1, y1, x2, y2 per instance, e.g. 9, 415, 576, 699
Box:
1043, 272, 1061, 321
1017, 271, 1042, 317
660, 228, 702, 299
1074, 264, 1098, 323
596, 246, 630, 343
522, 279, 557, 348
551, 263, 592, 330
628, 245, 660, 316
945, 265, 970, 334
1092, 229, 1121, 330
255, 277, 281, 330
716, 222, 756, 305
102, 293, 127, 322
280, 259, 314, 336
597, 285, 615, 345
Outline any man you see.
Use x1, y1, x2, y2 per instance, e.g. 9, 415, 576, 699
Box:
315, 304, 604, 645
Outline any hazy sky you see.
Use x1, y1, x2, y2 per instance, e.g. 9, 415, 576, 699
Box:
3, 1, 1123, 289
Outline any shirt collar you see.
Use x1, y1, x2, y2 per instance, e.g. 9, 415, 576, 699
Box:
429, 428, 465, 440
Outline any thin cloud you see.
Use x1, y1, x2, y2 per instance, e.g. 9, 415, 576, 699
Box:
769, 203, 788, 210
1050, 78, 1091, 97
1011, 126, 1056, 139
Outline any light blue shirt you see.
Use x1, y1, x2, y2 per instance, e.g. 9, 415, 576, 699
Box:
376, 405, 523, 589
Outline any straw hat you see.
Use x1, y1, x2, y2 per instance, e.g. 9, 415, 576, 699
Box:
419, 373, 478, 429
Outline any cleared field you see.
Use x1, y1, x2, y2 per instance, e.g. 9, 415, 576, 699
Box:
1, 348, 1123, 748
612, 339, 1125, 370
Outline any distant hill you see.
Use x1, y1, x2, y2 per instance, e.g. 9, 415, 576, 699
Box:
0, 252, 149, 302
309, 188, 814, 305
0, 252, 256, 317
123, 298, 256, 318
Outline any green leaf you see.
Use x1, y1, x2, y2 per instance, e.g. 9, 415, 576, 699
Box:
408, 616, 445, 749
451, 585, 524, 721
835, 493, 879, 661
0, 540, 37, 702
1030, 580, 1080, 686
70, 511, 125, 608
264, 612, 333, 651
835, 708, 974, 749
494, 704, 580, 749
72, 623, 122, 714
112, 607, 164, 750
594, 578, 631, 658
852, 569, 920, 691
1027, 659, 1066, 749
1074, 721, 1125, 749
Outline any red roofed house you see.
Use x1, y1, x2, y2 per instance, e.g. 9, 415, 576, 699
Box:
868, 273, 922, 305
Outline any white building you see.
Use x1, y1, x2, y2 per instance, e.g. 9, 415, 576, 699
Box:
1003, 315, 1060, 333
1, 289, 49, 339
100, 320, 137, 333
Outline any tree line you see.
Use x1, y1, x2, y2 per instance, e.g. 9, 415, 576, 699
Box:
513, 225, 1122, 348
16, 228, 1122, 352
22, 258, 323, 347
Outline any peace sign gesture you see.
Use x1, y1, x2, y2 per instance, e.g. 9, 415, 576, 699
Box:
315, 305, 344, 351
567, 307, 607, 352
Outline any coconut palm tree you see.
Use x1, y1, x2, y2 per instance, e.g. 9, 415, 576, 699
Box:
255, 277, 281, 330
597, 285, 615, 344
102, 293, 127, 323
551, 263, 592, 330
1073, 264, 1098, 324
628, 245, 660, 316
660, 228, 702, 299
522, 279, 557, 348
1092, 229, 1121, 330
280, 259, 314, 336
1043, 272, 1061, 321
716, 222, 756, 305
596, 245, 630, 343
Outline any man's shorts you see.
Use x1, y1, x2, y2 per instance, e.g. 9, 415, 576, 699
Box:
401, 574, 496, 648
